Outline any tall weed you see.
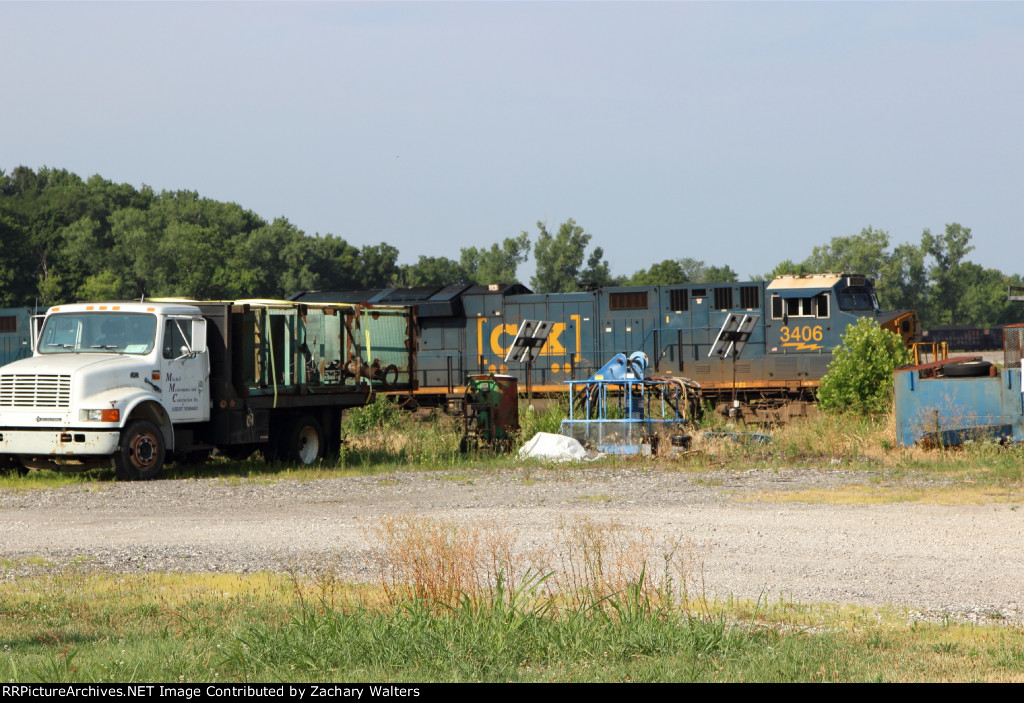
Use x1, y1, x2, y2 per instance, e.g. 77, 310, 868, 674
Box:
518, 398, 569, 444
368, 513, 699, 614
370, 515, 525, 606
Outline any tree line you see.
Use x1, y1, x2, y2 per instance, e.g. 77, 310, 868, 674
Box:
1, 166, 1019, 328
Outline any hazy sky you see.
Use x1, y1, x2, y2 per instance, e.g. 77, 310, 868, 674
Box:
3, 1, 1022, 283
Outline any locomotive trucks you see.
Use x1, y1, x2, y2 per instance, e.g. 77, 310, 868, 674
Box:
0, 299, 416, 479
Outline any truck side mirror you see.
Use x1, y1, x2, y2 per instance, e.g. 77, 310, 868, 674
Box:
191, 319, 207, 355
30, 315, 44, 354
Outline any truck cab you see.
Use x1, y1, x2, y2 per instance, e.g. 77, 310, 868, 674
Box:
0, 302, 208, 479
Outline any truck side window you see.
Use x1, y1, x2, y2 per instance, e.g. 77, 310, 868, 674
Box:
163, 319, 193, 359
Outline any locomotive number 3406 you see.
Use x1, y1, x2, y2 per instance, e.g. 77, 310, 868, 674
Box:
779, 325, 824, 343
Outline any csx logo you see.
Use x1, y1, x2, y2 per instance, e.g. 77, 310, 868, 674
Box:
485, 322, 572, 357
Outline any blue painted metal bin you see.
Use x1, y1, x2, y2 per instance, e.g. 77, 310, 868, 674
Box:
894, 359, 1024, 447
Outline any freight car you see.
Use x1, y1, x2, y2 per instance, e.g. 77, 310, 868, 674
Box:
921, 325, 1006, 352
295, 272, 918, 422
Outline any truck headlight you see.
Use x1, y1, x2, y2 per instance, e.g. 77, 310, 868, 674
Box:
82, 409, 120, 422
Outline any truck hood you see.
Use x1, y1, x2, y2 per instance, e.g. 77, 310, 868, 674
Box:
1, 353, 150, 378
0, 353, 157, 424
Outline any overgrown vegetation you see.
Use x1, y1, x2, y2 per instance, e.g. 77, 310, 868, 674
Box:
686, 409, 1024, 485
3, 515, 1024, 682
817, 319, 914, 416
517, 399, 569, 439
341, 393, 407, 435
5, 391, 1024, 490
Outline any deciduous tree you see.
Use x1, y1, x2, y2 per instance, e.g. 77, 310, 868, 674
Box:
922, 223, 974, 326
803, 227, 890, 280
628, 258, 736, 285
876, 241, 929, 318
398, 256, 468, 287
531, 219, 599, 293
460, 232, 531, 285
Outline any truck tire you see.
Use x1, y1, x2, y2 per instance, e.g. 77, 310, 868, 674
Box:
113, 419, 165, 481
284, 415, 325, 465
942, 360, 993, 378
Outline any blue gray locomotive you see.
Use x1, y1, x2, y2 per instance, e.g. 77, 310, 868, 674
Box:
295, 273, 918, 421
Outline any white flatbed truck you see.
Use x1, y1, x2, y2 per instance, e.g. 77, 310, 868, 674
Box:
0, 299, 416, 479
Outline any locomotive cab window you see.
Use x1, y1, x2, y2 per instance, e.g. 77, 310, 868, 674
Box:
838, 289, 878, 311
815, 293, 829, 318
771, 293, 829, 320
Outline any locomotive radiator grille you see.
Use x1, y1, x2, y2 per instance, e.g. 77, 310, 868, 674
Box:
0, 374, 72, 408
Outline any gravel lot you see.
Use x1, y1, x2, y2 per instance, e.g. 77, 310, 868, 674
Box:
2, 466, 1022, 623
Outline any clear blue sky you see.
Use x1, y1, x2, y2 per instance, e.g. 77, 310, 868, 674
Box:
3, 1, 1021, 283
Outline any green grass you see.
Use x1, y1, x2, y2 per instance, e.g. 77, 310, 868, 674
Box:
2, 567, 1024, 682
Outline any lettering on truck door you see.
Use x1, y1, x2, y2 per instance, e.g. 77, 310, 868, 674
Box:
161, 318, 209, 423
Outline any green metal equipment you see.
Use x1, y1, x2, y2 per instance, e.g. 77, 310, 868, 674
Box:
461, 374, 519, 453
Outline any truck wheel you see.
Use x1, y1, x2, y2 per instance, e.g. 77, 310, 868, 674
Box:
285, 415, 325, 465
113, 420, 165, 481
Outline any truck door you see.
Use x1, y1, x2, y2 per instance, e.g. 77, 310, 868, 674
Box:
161, 317, 210, 423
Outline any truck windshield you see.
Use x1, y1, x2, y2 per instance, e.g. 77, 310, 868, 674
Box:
39, 313, 157, 354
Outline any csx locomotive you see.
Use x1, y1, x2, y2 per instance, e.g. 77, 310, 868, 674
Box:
295, 272, 918, 422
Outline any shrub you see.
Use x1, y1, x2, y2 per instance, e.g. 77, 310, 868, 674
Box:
341, 394, 405, 435
817, 318, 913, 416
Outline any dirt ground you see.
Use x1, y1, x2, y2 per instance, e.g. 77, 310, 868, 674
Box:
2, 466, 1021, 623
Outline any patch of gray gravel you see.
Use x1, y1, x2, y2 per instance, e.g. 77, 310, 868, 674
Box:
2, 466, 1021, 624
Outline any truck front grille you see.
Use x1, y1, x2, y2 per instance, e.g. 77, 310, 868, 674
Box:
0, 374, 72, 408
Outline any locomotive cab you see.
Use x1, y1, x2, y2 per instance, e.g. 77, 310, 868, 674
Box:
767, 272, 917, 353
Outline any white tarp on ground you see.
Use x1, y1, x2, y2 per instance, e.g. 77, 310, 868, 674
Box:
517, 432, 590, 462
